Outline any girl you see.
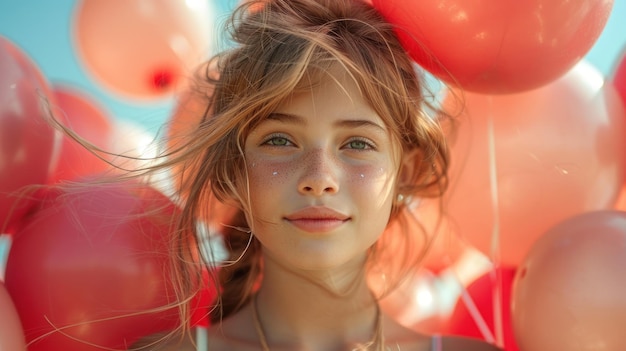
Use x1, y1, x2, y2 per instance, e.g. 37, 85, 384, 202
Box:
136, 0, 501, 350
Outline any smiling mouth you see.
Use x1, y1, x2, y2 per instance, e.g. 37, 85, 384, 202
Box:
285, 218, 349, 233
284, 207, 350, 233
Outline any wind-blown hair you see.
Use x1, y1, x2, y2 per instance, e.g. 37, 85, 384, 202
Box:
163, 0, 450, 330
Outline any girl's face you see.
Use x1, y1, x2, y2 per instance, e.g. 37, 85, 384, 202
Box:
244, 68, 401, 272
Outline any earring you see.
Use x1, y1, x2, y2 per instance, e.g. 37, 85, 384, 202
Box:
396, 193, 405, 203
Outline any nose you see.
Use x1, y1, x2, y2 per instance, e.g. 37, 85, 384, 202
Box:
297, 148, 339, 196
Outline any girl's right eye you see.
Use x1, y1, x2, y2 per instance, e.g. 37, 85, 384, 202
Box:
262, 134, 293, 147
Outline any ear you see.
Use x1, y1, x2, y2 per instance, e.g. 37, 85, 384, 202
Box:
389, 148, 421, 220
397, 148, 422, 195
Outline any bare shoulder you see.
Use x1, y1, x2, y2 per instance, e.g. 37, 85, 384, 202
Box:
441, 335, 503, 351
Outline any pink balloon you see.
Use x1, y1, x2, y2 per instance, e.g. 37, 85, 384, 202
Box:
50, 86, 114, 183
376, 268, 446, 334
408, 198, 468, 273
0, 36, 61, 233
73, 0, 213, 99
51, 91, 159, 183
443, 61, 626, 266
512, 211, 626, 351
0, 281, 26, 351
372, 0, 613, 94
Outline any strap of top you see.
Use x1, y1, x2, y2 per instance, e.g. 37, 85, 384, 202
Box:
196, 326, 208, 351
432, 334, 442, 351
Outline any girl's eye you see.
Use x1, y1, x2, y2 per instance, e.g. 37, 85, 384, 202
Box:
263, 135, 293, 147
345, 138, 375, 150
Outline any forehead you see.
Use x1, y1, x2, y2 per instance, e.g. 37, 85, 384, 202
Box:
277, 65, 378, 120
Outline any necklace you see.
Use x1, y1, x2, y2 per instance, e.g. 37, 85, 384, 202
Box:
251, 294, 384, 351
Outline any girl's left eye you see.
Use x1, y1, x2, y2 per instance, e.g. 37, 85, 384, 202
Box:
262, 135, 293, 147
344, 138, 375, 150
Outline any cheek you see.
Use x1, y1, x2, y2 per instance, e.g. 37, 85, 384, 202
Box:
245, 157, 294, 230
246, 156, 293, 194
348, 163, 397, 204
349, 164, 394, 187
353, 164, 386, 177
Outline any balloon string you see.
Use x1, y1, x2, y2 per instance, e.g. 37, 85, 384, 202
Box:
486, 96, 504, 348
449, 267, 495, 344
0, 234, 11, 281
490, 265, 504, 347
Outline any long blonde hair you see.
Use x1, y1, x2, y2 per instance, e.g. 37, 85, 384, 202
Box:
162, 0, 450, 332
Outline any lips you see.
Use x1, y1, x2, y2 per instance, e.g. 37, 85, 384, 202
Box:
284, 206, 350, 233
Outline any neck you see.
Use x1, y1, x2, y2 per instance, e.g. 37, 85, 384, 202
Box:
253, 254, 381, 350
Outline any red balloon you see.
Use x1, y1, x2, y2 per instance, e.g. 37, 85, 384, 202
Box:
4, 182, 193, 351
372, 0, 613, 94
189, 268, 218, 328
446, 267, 518, 351
73, 0, 213, 99
0, 281, 26, 351
49, 86, 114, 183
0, 37, 61, 233
512, 211, 626, 351
443, 61, 626, 266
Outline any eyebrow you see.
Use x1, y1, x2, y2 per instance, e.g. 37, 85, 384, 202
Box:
267, 112, 386, 132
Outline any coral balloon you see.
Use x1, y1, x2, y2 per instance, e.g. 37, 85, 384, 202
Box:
0, 37, 60, 233
444, 61, 626, 266
512, 211, 626, 351
166, 83, 207, 198
166, 61, 217, 158
409, 198, 468, 273
166, 70, 212, 162
372, 0, 613, 94
73, 0, 213, 99
4, 182, 188, 351
446, 267, 518, 351
165, 64, 237, 228
0, 281, 26, 351
49, 86, 113, 183
611, 50, 626, 211
613, 48, 626, 106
